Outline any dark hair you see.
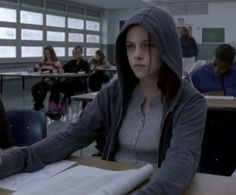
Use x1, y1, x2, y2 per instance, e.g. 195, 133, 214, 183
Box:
44, 45, 58, 62
74, 45, 83, 53
147, 33, 180, 105
157, 64, 180, 105
96, 49, 105, 59
215, 44, 235, 63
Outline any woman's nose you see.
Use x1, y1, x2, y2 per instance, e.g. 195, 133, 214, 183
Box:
134, 47, 143, 59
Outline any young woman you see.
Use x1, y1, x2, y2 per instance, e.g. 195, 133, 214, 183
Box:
88, 49, 112, 91
31, 46, 62, 111
179, 26, 198, 72
0, 7, 207, 194
46, 45, 90, 120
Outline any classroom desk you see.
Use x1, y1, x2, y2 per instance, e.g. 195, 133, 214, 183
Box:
205, 97, 236, 110
72, 93, 236, 110
0, 156, 236, 195
71, 91, 98, 102
94, 65, 117, 72
0, 71, 92, 93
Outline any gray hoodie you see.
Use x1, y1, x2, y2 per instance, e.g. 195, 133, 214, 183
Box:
0, 7, 207, 195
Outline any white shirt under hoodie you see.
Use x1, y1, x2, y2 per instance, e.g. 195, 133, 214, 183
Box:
115, 84, 163, 164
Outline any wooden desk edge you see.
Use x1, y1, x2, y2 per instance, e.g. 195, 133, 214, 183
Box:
1, 156, 236, 195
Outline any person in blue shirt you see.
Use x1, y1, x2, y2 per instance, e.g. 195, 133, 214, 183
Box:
190, 44, 236, 96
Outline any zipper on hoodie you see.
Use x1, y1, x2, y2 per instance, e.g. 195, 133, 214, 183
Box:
105, 106, 123, 160
157, 111, 170, 165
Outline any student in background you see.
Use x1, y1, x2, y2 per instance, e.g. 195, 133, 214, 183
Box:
188, 60, 207, 74
88, 49, 111, 91
88, 49, 111, 68
180, 26, 198, 73
190, 44, 236, 96
46, 45, 90, 120
0, 7, 207, 195
31, 46, 62, 111
0, 98, 15, 149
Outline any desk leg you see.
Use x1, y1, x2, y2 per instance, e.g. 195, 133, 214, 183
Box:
0, 75, 3, 93
22, 76, 25, 91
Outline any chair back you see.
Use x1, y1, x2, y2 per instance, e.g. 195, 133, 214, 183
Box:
6, 109, 47, 146
198, 109, 236, 176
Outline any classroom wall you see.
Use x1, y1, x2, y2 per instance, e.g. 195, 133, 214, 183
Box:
102, 9, 140, 64
172, 2, 236, 44
103, 2, 236, 63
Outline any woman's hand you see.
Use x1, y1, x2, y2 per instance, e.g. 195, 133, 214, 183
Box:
57, 68, 64, 73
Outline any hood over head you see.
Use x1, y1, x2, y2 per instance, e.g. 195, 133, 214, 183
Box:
115, 7, 182, 95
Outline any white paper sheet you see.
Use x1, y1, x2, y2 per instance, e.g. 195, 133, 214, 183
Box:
204, 95, 235, 100
0, 160, 75, 191
12, 164, 153, 195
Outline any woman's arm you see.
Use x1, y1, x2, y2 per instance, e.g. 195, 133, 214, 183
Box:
0, 89, 109, 179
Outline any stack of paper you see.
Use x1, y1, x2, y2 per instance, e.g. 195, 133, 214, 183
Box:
0, 160, 75, 191
12, 163, 153, 195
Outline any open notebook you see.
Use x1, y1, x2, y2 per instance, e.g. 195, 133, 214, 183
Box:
13, 163, 153, 195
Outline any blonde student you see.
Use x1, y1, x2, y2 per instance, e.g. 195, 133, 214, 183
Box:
0, 7, 207, 195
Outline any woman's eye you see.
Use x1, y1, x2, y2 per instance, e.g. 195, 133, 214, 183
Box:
143, 42, 154, 48
143, 43, 149, 48
126, 44, 132, 48
126, 44, 134, 49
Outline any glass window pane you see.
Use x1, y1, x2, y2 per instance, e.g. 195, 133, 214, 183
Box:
21, 46, 43, 57
86, 47, 99, 56
21, 29, 43, 40
68, 33, 84, 42
46, 14, 65, 28
47, 31, 65, 42
86, 20, 100, 31
0, 27, 16, 39
0, 7, 16, 23
86, 34, 99, 43
0, 46, 16, 58
68, 17, 84, 29
20, 10, 43, 25
54, 47, 65, 57
68, 47, 74, 57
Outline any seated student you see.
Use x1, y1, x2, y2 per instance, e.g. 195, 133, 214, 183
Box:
188, 60, 207, 74
31, 46, 62, 111
88, 49, 112, 91
46, 45, 90, 120
190, 44, 236, 96
180, 26, 198, 73
0, 98, 15, 149
0, 7, 207, 195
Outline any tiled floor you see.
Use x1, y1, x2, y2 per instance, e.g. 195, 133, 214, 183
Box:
0, 77, 97, 157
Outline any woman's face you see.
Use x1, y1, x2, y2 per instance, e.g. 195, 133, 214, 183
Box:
180, 28, 188, 37
126, 25, 162, 81
95, 53, 101, 61
44, 49, 51, 60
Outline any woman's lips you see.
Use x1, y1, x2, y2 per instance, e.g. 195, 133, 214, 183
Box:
133, 64, 146, 68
